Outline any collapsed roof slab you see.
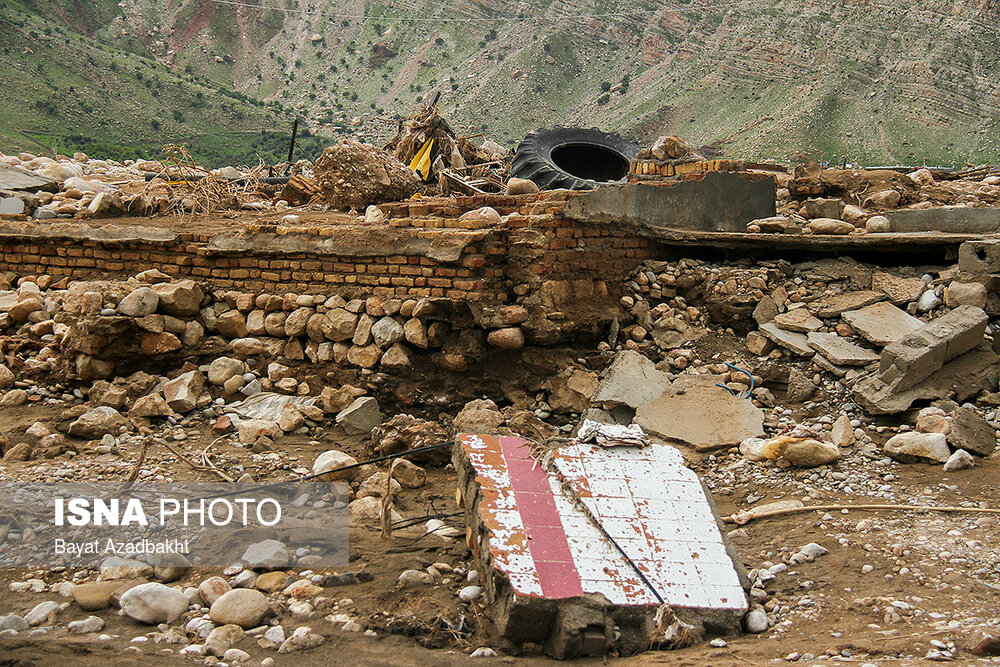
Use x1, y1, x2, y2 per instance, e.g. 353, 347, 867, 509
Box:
454, 433, 748, 659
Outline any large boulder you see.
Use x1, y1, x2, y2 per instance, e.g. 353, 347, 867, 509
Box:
884, 432, 950, 463
313, 139, 419, 210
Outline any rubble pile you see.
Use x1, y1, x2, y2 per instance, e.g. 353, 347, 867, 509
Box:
2, 148, 1000, 663
750, 162, 1000, 235
0, 151, 297, 220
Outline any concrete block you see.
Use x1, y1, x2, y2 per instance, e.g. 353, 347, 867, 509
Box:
890, 207, 1000, 234
879, 306, 987, 390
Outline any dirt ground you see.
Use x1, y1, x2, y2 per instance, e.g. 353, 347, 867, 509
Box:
1, 329, 998, 665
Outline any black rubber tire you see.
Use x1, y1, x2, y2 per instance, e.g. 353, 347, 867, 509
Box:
511, 126, 640, 190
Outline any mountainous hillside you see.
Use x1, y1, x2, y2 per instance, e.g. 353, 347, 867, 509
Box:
2, 0, 1000, 166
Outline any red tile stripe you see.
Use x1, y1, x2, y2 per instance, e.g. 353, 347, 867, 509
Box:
497, 435, 584, 599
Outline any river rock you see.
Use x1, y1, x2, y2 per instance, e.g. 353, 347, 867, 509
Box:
120, 583, 189, 624
209, 589, 270, 629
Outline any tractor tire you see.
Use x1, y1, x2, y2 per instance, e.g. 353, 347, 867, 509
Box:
511, 126, 640, 191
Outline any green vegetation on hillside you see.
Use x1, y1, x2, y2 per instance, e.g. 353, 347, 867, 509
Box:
2, 0, 1000, 166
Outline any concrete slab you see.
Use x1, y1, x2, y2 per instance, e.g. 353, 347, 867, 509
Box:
773, 308, 823, 333
454, 433, 747, 658
807, 290, 885, 318
760, 323, 814, 356
634, 375, 765, 450
842, 302, 924, 347
806, 332, 879, 366
591, 350, 671, 410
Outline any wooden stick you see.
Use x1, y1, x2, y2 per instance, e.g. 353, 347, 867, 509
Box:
725, 503, 1000, 525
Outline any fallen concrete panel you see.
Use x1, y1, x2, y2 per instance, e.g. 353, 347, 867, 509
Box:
0, 163, 56, 191
562, 171, 775, 233
889, 207, 1000, 234
208, 227, 482, 262
634, 375, 765, 450
591, 350, 671, 410
806, 332, 879, 366
842, 302, 924, 347
853, 344, 1000, 414
454, 433, 746, 658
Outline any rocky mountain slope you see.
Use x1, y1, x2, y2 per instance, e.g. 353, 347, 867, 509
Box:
3, 0, 1000, 166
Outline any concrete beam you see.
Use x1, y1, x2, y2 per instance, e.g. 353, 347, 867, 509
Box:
562, 171, 775, 232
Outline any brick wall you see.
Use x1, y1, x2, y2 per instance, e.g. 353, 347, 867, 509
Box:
0, 200, 652, 303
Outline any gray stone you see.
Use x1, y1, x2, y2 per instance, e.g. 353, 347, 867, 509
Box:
773, 308, 823, 333
947, 407, 996, 456
915, 289, 942, 312
336, 396, 382, 435
806, 332, 879, 366
0, 163, 55, 191
311, 449, 359, 481
241, 539, 291, 568
752, 296, 778, 325
634, 375, 765, 450
24, 601, 61, 626
591, 350, 671, 410
152, 280, 204, 317
889, 206, 1000, 233
884, 431, 950, 463
744, 608, 769, 634
120, 582, 189, 624
0, 196, 25, 215
205, 624, 245, 657
807, 218, 854, 235
208, 357, 246, 386
943, 449, 974, 471
760, 323, 814, 357
853, 345, 1000, 414
67, 615, 105, 634
0, 613, 28, 632
161, 370, 205, 413
786, 368, 816, 402
944, 282, 987, 309
871, 272, 924, 305
842, 302, 924, 347
118, 287, 159, 317
370, 317, 404, 348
